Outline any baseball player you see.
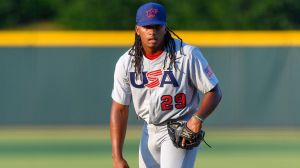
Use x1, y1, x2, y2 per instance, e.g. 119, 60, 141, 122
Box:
110, 2, 222, 168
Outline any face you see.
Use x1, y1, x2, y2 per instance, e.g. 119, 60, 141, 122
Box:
136, 25, 166, 53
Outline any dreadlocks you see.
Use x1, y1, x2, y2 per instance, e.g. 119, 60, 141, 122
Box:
128, 27, 184, 78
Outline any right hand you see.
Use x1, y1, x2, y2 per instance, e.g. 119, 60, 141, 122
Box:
113, 158, 129, 168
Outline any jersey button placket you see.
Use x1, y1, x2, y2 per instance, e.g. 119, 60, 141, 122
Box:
149, 59, 155, 124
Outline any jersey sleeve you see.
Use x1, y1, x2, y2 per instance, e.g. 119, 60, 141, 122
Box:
188, 48, 219, 93
111, 56, 132, 105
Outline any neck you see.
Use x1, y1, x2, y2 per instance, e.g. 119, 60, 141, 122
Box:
143, 48, 163, 55
143, 42, 164, 55
143, 50, 164, 60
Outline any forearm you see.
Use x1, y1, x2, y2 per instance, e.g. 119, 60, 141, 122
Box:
187, 85, 222, 133
195, 84, 222, 119
110, 100, 129, 160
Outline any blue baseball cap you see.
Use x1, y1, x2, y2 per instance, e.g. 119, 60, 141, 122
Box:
136, 2, 166, 26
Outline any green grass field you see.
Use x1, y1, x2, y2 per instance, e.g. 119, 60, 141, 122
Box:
0, 126, 299, 168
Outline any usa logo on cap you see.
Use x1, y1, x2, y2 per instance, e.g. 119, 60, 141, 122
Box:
146, 8, 159, 18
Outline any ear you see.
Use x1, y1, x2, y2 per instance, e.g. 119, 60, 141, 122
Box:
164, 26, 167, 34
135, 26, 140, 36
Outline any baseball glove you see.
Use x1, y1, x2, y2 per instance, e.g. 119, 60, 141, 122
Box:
167, 120, 211, 150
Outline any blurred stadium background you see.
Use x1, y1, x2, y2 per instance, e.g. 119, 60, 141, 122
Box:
0, 0, 300, 168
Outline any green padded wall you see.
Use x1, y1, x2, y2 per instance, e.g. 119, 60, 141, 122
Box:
0, 47, 299, 126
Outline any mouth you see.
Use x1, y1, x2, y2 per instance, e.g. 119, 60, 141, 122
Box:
148, 38, 157, 43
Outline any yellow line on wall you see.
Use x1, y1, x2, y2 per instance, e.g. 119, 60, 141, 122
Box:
176, 31, 300, 47
0, 31, 134, 47
1, 31, 300, 47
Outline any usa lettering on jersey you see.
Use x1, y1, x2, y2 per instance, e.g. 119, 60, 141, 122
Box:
130, 69, 179, 88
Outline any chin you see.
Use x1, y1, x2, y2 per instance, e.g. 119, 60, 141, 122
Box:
147, 44, 157, 48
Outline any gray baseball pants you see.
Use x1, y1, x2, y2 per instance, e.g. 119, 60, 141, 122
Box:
139, 122, 199, 168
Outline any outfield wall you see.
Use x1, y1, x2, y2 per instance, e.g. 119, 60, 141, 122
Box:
0, 31, 300, 126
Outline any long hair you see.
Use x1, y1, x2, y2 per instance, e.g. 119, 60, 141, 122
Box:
128, 27, 184, 78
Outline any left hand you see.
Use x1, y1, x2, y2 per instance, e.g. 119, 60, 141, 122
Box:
181, 116, 202, 147
187, 116, 202, 133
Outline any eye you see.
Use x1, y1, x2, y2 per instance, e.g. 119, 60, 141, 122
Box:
154, 25, 163, 29
143, 25, 163, 29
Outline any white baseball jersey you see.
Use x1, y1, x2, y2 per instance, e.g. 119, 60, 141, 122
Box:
112, 39, 218, 125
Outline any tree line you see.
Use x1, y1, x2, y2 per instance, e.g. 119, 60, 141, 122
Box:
0, 0, 299, 30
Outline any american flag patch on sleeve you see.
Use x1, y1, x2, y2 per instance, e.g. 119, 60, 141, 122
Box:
204, 65, 214, 78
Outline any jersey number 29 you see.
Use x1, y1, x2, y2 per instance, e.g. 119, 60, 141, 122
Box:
161, 93, 186, 111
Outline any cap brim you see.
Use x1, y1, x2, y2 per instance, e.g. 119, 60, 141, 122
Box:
137, 20, 166, 26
